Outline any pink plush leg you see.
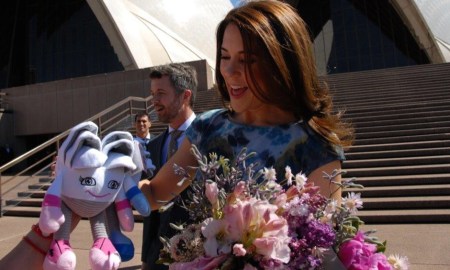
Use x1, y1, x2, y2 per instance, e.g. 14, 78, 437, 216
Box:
89, 237, 121, 270
43, 239, 76, 270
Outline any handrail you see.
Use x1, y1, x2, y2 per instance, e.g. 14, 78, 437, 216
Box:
0, 95, 153, 173
0, 95, 154, 216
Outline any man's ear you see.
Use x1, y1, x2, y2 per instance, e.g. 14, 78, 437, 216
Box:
183, 89, 192, 103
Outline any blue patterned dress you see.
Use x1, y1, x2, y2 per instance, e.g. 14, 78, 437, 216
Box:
186, 109, 345, 179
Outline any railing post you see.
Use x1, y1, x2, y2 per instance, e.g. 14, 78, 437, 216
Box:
0, 172, 2, 217
129, 99, 133, 115
97, 117, 102, 135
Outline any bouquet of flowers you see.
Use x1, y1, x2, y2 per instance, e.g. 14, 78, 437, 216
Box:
157, 145, 409, 270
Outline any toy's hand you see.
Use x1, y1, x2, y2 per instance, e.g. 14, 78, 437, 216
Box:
131, 141, 156, 180
144, 154, 156, 178
102, 131, 142, 230
39, 194, 65, 236
115, 198, 134, 232
102, 131, 153, 219
125, 183, 151, 217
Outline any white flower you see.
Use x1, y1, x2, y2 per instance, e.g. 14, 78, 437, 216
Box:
294, 172, 307, 188
342, 192, 363, 214
388, 254, 410, 270
324, 199, 338, 215
285, 166, 294, 186
263, 167, 277, 181
289, 203, 309, 217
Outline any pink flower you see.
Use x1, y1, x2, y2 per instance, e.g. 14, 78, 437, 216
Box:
274, 193, 287, 207
243, 264, 258, 270
233, 243, 247, 256
338, 231, 392, 270
205, 182, 218, 206
253, 236, 291, 263
233, 181, 247, 198
202, 197, 291, 263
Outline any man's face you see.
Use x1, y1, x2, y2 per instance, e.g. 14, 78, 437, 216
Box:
135, 115, 151, 137
150, 75, 184, 124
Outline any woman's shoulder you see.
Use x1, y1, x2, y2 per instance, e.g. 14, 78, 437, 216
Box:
187, 109, 228, 140
196, 108, 228, 121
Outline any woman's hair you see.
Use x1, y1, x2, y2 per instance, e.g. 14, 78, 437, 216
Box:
215, 0, 353, 147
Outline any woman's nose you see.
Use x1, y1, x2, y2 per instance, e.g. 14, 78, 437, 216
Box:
222, 60, 239, 78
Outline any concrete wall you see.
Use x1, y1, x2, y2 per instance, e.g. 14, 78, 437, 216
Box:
0, 60, 212, 138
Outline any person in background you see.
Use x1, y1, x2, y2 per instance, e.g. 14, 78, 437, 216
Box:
133, 112, 154, 179
134, 112, 152, 150
141, 63, 198, 270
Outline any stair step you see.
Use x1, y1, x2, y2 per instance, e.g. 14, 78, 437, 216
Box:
355, 126, 450, 139
38, 177, 53, 183
28, 183, 50, 190
344, 100, 450, 115
344, 184, 450, 197
348, 140, 450, 152
343, 155, 450, 168
345, 164, 450, 177
354, 133, 450, 145
17, 190, 46, 198
356, 209, 450, 224
361, 196, 450, 210
353, 115, 450, 128
344, 173, 450, 187
345, 147, 450, 160
6, 198, 42, 207
347, 106, 450, 121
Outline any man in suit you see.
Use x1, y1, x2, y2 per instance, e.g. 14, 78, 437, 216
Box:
133, 112, 153, 180
141, 63, 197, 270
134, 112, 152, 147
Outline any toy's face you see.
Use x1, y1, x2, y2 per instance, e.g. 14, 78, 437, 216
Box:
62, 167, 123, 203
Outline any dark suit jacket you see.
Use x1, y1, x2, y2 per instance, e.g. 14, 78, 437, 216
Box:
141, 129, 190, 270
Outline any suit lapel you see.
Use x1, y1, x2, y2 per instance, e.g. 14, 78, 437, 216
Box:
146, 128, 169, 177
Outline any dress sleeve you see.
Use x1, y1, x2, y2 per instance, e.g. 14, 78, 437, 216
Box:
299, 124, 346, 176
185, 109, 224, 147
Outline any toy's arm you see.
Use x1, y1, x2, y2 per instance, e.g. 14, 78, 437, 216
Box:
124, 175, 150, 217
114, 187, 134, 232
38, 173, 64, 236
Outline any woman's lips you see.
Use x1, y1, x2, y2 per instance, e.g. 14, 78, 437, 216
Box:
230, 86, 247, 98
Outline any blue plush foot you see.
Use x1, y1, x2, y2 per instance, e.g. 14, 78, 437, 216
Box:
110, 231, 134, 262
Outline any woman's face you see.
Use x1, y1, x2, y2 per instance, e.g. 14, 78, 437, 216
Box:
219, 23, 266, 114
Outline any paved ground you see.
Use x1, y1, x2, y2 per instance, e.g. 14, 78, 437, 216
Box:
0, 216, 142, 269
0, 216, 449, 269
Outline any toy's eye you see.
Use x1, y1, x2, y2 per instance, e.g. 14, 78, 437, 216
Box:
79, 176, 96, 186
108, 180, 120, 189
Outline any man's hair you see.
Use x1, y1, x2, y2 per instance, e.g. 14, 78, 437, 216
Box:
134, 112, 150, 122
148, 63, 198, 107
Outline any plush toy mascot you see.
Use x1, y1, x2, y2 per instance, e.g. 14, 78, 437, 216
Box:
38, 122, 150, 270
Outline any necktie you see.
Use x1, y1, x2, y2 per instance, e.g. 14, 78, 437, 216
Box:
168, 130, 183, 159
